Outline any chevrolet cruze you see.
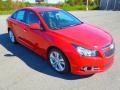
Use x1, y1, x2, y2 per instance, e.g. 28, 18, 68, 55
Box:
7, 7, 115, 75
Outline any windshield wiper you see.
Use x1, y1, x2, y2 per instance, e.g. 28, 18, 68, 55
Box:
61, 23, 81, 29
51, 27, 62, 30
69, 23, 80, 27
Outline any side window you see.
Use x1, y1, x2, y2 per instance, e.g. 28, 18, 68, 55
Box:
26, 11, 40, 25
11, 12, 17, 19
16, 10, 25, 22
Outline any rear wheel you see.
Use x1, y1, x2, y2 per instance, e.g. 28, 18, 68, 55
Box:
8, 30, 17, 44
49, 48, 70, 73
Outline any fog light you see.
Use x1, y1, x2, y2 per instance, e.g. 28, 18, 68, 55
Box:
81, 66, 100, 71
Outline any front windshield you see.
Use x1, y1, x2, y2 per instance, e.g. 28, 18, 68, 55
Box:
40, 10, 82, 30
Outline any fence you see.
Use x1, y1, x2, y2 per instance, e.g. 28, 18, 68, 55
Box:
100, 0, 120, 10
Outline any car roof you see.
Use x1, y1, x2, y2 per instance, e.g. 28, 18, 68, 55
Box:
23, 6, 61, 12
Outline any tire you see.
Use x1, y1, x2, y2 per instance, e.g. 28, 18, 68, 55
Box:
8, 30, 17, 44
48, 48, 70, 73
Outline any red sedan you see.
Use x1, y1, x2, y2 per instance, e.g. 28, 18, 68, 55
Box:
7, 7, 115, 75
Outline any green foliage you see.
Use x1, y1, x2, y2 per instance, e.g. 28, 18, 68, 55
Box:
60, 3, 98, 11
59, 0, 99, 11
60, 3, 86, 11
66, 0, 75, 6
0, 0, 31, 11
0, 0, 100, 15
0, 10, 14, 15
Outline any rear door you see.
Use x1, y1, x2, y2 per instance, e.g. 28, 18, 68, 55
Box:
15, 10, 28, 44
11, 10, 34, 48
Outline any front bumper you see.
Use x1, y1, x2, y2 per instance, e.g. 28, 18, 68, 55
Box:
70, 55, 114, 75
67, 43, 115, 75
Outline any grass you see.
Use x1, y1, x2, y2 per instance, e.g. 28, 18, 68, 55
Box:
0, 10, 14, 15
0, 5, 99, 15
61, 4, 86, 11
60, 4, 99, 11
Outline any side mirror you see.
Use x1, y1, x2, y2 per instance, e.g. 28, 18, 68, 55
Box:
30, 23, 41, 30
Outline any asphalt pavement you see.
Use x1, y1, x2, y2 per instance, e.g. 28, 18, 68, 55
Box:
0, 11, 120, 90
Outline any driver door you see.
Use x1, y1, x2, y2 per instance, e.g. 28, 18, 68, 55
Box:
23, 10, 49, 54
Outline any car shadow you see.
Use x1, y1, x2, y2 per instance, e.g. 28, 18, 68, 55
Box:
0, 33, 93, 80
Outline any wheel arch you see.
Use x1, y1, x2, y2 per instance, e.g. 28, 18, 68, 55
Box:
8, 27, 17, 44
47, 46, 71, 72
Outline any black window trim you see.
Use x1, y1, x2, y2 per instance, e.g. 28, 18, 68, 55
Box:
10, 9, 45, 30
25, 9, 45, 30
10, 9, 30, 26
25, 10, 40, 25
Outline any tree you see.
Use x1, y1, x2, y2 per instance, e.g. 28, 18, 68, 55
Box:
7, 0, 12, 3
67, 0, 75, 6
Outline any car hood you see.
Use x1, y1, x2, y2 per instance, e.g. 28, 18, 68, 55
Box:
52, 23, 112, 49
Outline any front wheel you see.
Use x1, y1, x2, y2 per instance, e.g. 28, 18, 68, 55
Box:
49, 48, 70, 73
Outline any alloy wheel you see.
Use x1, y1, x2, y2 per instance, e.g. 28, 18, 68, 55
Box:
49, 51, 66, 72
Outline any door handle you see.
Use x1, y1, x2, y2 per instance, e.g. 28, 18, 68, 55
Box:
23, 29, 27, 32
23, 28, 29, 32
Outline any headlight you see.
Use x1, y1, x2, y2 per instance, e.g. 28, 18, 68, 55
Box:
76, 46, 98, 57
